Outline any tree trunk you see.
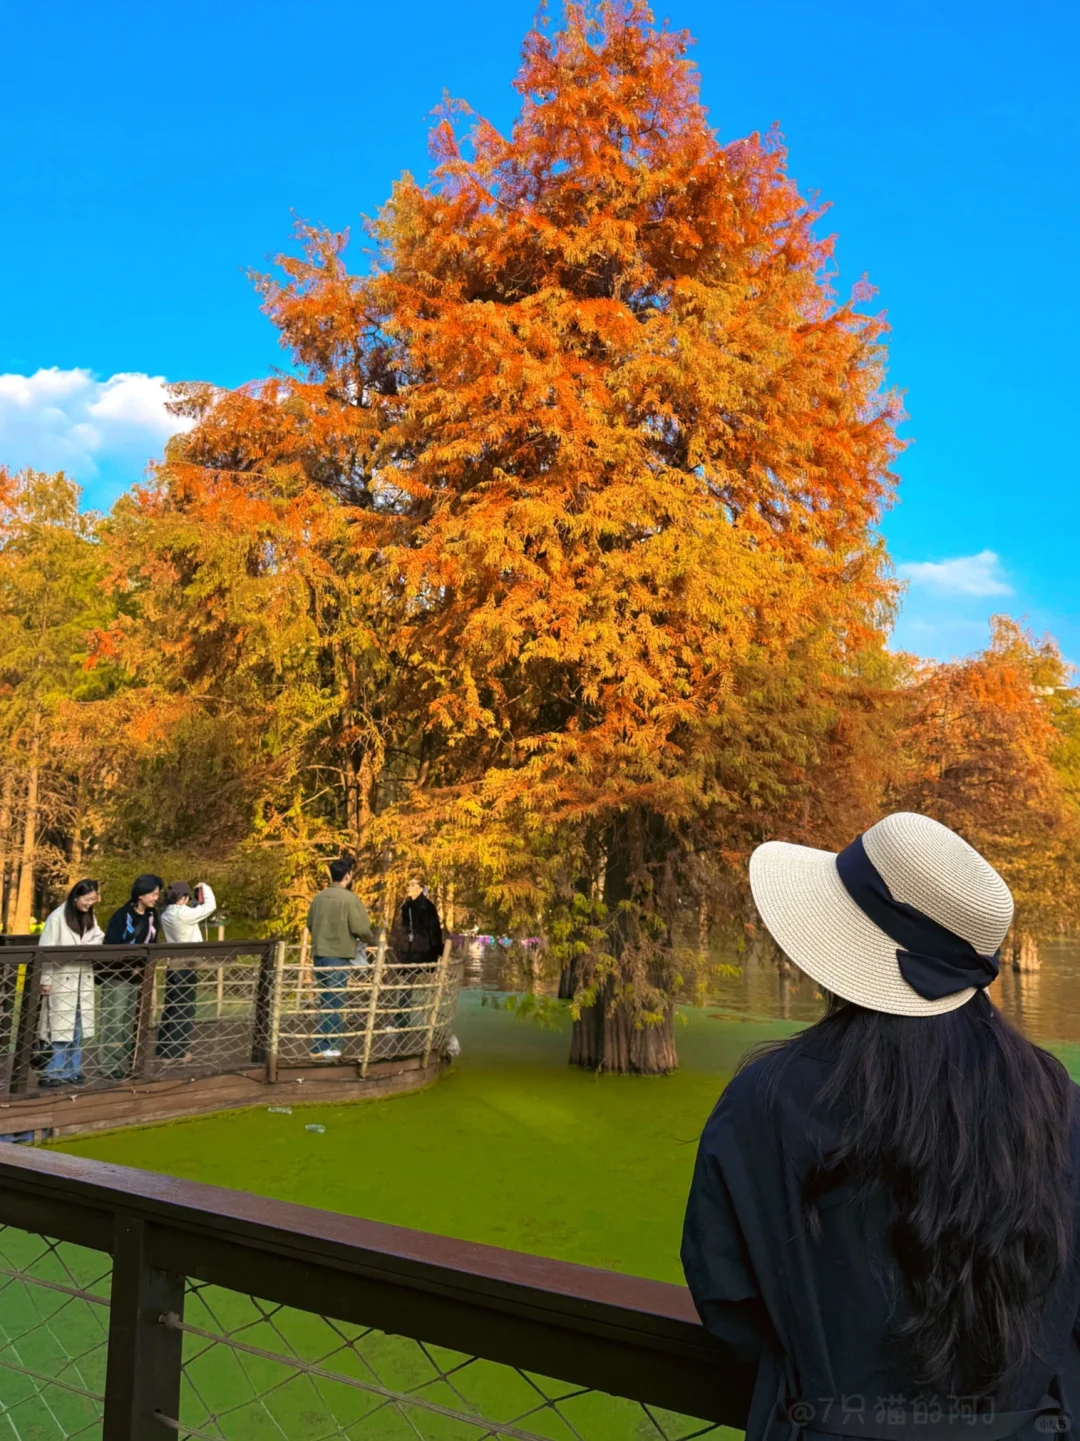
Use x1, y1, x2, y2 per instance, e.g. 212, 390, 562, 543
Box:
777, 956, 792, 1019
0, 767, 13, 931
569, 974, 678, 1072
12, 728, 41, 933
68, 776, 85, 883
354, 748, 375, 861
1013, 931, 1041, 972
569, 810, 678, 1075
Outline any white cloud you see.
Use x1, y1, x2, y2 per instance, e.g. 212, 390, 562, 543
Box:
0, 367, 194, 486
897, 550, 1013, 597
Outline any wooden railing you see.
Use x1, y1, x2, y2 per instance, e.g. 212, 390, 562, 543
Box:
0, 938, 460, 1104
0, 1145, 745, 1439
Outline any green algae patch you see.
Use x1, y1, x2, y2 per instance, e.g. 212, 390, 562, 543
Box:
51, 994, 798, 1282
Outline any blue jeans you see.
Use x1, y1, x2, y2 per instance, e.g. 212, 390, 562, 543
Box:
45, 999, 83, 1081
313, 958, 350, 1050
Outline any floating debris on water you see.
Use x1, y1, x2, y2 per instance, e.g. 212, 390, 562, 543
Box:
267, 1106, 293, 1115
305, 1123, 326, 1134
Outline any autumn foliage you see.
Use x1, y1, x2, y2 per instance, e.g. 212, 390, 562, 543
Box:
894, 618, 1080, 951
1, 4, 1077, 1070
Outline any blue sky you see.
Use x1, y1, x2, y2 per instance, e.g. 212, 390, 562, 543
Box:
1, 0, 1076, 662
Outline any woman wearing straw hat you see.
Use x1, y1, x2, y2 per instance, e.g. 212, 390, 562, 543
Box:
683, 813, 1080, 1441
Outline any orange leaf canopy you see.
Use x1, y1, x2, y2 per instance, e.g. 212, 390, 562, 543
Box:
158, 1, 904, 893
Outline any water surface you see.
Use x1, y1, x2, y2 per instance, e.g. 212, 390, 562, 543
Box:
461, 937, 1080, 1050
705, 941, 1080, 1049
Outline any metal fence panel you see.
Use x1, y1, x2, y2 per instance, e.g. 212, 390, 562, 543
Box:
0, 1226, 110, 1439
0, 940, 462, 1109
169, 1281, 726, 1441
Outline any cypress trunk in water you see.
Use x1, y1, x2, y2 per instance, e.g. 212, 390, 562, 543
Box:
568, 810, 678, 1075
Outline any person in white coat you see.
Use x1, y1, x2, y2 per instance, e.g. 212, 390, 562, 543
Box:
156, 881, 217, 1062
38, 880, 103, 1089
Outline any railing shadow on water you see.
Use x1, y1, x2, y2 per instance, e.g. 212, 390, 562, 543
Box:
0, 938, 462, 1107
0, 1146, 744, 1440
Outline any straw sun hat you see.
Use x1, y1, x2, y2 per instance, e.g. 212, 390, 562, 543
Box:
749, 812, 1014, 1017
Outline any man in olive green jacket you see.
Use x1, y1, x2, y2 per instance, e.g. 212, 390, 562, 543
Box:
306, 858, 373, 1059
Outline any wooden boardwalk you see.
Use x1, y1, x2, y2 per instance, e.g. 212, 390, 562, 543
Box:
0, 1053, 444, 1142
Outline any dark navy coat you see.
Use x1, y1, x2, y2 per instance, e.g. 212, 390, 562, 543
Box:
682, 1043, 1080, 1441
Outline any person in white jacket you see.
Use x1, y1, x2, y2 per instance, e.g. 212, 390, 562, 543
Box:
38, 880, 103, 1089
156, 881, 217, 1062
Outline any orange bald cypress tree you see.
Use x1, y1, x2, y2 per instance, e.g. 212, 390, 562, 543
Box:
894, 619, 1080, 964
128, 2, 903, 1068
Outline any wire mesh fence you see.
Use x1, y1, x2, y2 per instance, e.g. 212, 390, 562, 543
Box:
91, 945, 271, 1091
0, 1149, 739, 1441
273, 945, 460, 1073
0, 944, 275, 1102
0, 939, 462, 1104
0, 1228, 725, 1441
0, 1225, 111, 1440
0, 955, 31, 1102
167, 1281, 726, 1441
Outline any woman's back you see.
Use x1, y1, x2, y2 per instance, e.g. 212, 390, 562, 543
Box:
684, 1028, 1080, 1441
684, 814, 1080, 1441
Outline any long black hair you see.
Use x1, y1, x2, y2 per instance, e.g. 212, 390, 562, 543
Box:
129, 873, 163, 904
758, 991, 1074, 1396
63, 879, 100, 937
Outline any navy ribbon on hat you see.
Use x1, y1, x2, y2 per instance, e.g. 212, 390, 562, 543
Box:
835, 834, 1000, 1001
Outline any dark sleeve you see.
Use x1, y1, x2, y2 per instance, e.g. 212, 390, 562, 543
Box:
681, 1112, 772, 1369
389, 904, 406, 956
103, 908, 126, 945
425, 897, 443, 951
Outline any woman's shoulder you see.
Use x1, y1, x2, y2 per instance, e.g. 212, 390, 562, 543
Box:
703, 1052, 776, 1135
103, 903, 133, 935
704, 1043, 832, 1143
38, 905, 66, 941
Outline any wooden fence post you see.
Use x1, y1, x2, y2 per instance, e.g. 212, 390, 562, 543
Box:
360, 930, 387, 1079
134, 949, 158, 1081
250, 942, 276, 1066
11, 948, 43, 1096
266, 939, 286, 1083
422, 940, 454, 1068
0, 957, 19, 1095
103, 1213, 185, 1441
297, 926, 312, 1002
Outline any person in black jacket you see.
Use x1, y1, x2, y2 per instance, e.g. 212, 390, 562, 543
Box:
682, 814, 1080, 1441
97, 874, 162, 1078
388, 880, 443, 1050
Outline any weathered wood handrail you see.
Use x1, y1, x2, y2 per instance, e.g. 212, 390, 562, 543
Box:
0, 1145, 746, 1435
